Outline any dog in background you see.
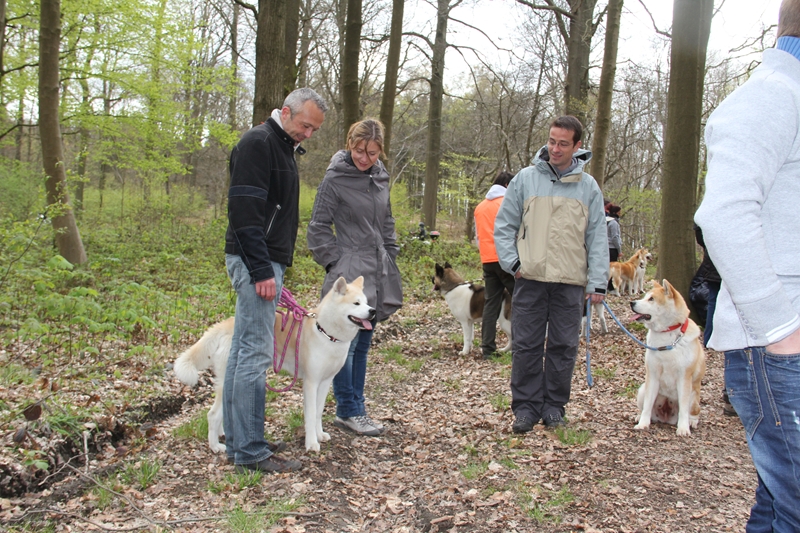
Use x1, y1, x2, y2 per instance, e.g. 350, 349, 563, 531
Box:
432, 262, 512, 355
630, 279, 705, 436
175, 276, 375, 453
610, 248, 651, 296
633, 249, 652, 294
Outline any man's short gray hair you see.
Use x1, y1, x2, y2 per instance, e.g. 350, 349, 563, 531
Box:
283, 88, 328, 115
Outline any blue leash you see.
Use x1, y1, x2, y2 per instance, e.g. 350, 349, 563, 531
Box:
584, 299, 682, 388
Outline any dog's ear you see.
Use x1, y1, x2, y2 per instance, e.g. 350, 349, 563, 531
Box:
351, 276, 364, 289
444, 261, 452, 269
435, 264, 444, 276
661, 279, 673, 297
333, 276, 348, 295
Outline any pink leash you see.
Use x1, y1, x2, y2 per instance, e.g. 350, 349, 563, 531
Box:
267, 287, 310, 393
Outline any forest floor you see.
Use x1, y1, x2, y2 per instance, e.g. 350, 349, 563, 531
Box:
1, 293, 756, 533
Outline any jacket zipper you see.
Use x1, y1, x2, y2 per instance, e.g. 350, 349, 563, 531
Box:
266, 204, 281, 238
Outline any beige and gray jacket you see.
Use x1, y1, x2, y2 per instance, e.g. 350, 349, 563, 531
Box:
494, 146, 609, 293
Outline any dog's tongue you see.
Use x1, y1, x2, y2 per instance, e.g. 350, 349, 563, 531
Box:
630, 313, 644, 322
359, 318, 373, 330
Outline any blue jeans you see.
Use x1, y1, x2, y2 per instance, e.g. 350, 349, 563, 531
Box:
333, 322, 376, 418
223, 254, 285, 465
724, 347, 800, 532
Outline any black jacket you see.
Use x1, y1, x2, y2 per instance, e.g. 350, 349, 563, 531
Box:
224, 118, 303, 282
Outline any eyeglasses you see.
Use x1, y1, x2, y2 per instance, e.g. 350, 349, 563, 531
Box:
548, 140, 574, 149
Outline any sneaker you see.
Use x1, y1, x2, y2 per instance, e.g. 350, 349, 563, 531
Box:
334, 415, 382, 436
543, 412, 566, 428
512, 415, 535, 434
235, 454, 302, 474
227, 441, 287, 464
362, 414, 386, 434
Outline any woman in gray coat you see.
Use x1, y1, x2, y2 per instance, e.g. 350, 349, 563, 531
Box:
307, 118, 403, 436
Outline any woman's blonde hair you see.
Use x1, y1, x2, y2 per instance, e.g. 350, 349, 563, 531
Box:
346, 118, 385, 157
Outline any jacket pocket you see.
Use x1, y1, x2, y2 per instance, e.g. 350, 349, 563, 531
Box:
265, 204, 282, 238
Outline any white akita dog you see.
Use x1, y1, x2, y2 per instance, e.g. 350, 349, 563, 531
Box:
174, 276, 375, 452
630, 279, 706, 437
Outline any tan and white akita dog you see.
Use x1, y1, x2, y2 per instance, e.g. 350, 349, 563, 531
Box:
630, 279, 706, 436
174, 276, 375, 452
432, 262, 511, 355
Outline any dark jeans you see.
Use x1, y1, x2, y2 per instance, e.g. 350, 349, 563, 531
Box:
481, 262, 516, 356
725, 347, 800, 532
510, 279, 584, 423
333, 320, 377, 418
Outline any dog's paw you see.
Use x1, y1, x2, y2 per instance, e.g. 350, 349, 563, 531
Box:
209, 442, 226, 453
676, 425, 691, 437
633, 421, 650, 431
319, 431, 330, 442
305, 440, 321, 452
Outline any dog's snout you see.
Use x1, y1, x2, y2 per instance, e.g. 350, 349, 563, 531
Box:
367, 307, 376, 321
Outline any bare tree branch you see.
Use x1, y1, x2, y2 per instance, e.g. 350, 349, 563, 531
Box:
232, 0, 257, 19
637, 0, 671, 39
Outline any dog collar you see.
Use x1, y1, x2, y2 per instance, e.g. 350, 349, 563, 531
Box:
661, 319, 689, 334
315, 322, 342, 343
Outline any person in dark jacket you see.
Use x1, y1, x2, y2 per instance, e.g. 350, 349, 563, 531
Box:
693, 224, 734, 417
605, 203, 622, 292
307, 118, 403, 436
223, 88, 327, 474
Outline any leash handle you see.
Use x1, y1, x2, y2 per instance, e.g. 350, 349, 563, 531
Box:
585, 298, 594, 388
267, 287, 304, 393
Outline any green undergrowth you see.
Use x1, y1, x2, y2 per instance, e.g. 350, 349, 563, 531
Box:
0, 174, 481, 464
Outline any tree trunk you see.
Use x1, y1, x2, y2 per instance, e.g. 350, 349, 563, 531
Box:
564, 0, 597, 124
297, 0, 312, 87
341, 0, 362, 141
591, 0, 623, 188
284, 0, 300, 96
0, 0, 6, 88
421, 0, 449, 231
253, 0, 286, 125
379, 0, 404, 163
658, 0, 712, 308
229, 1, 239, 129
39, 0, 87, 264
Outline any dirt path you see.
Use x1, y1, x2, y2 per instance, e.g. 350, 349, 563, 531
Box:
2, 296, 755, 532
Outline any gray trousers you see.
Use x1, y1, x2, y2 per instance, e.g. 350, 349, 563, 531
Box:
510, 278, 584, 421
481, 261, 516, 356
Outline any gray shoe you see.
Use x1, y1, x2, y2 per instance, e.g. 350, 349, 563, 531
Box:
362, 414, 386, 434
234, 454, 302, 474
334, 415, 382, 436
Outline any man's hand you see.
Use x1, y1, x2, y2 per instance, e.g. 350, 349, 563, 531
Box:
767, 327, 800, 355
255, 278, 277, 301
587, 293, 605, 305
515, 271, 522, 279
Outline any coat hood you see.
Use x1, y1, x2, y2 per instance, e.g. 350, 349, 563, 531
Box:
326, 150, 390, 189
534, 145, 592, 181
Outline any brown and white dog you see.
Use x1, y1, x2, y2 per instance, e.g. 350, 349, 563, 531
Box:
630, 279, 706, 436
174, 277, 375, 452
610, 248, 651, 296
432, 262, 511, 355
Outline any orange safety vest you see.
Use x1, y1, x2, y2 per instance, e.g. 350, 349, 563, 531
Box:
474, 196, 504, 264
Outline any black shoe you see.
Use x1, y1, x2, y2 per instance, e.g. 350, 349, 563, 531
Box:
722, 401, 737, 417
227, 441, 287, 464
543, 412, 565, 428
512, 415, 536, 434
235, 454, 302, 474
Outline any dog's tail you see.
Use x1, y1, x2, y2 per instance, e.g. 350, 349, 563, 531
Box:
174, 320, 230, 386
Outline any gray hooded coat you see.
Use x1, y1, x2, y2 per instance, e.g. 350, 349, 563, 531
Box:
307, 150, 403, 321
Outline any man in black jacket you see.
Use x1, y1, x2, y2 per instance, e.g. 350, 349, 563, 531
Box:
224, 88, 327, 473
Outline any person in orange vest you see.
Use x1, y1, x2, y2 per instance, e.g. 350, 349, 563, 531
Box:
474, 170, 516, 359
